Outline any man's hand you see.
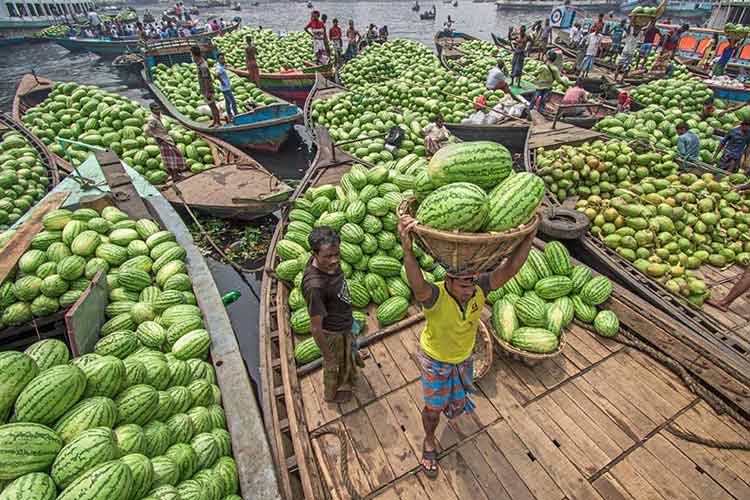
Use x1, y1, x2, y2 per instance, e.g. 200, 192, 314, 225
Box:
398, 213, 417, 252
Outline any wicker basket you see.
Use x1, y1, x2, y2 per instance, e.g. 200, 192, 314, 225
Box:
725, 29, 748, 43
472, 321, 493, 381
628, 13, 656, 28
398, 197, 541, 275
489, 324, 567, 367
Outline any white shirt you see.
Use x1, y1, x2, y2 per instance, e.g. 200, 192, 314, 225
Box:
485, 66, 507, 90
585, 32, 603, 57
570, 26, 582, 44
622, 32, 640, 55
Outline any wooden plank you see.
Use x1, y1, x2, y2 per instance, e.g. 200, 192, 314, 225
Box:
550, 383, 628, 456
300, 375, 326, 431
467, 386, 500, 427
358, 346, 391, 399
391, 474, 430, 500
563, 328, 606, 365
527, 354, 569, 389
438, 448, 490, 500
454, 440, 511, 500
342, 408, 395, 490
477, 356, 534, 407
485, 420, 565, 500
592, 473, 635, 500
364, 397, 419, 477
525, 399, 602, 478
311, 421, 372, 500
501, 355, 548, 396
382, 330, 421, 382
371, 486, 401, 500
308, 363, 342, 425
415, 466, 460, 500
623, 349, 695, 402
571, 375, 644, 442
385, 386, 428, 459
617, 350, 694, 407
625, 447, 701, 500
65, 270, 108, 357
644, 433, 733, 500
0, 191, 69, 285
609, 459, 666, 500
488, 383, 603, 499
275, 289, 325, 499
472, 431, 535, 500
369, 339, 408, 391
567, 325, 611, 361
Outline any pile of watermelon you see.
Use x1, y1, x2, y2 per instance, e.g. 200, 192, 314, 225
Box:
21, 81, 216, 182
414, 142, 543, 233
150, 61, 278, 123
311, 40, 513, 163
215, 27, 315, 73
488, 241, 619, 354
0, 130, 52, 232
32, 24, 69, 38
0, 207, 242, 500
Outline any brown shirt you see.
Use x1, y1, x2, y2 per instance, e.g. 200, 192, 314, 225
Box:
196, 59, 213, 97
302, 259, 353, 333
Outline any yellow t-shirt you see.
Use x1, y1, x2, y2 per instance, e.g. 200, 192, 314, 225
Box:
420, 281, 485, 364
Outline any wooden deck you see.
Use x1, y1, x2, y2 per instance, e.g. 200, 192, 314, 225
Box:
698, 264, 750, 360
300, 300, 750, 500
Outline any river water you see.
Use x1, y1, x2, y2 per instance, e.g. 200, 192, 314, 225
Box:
0, 0, 553, 387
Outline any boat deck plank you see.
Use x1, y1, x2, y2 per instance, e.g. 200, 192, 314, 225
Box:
527, 122, 605, 150
608, 458, 668, 500
592, 472, 637, 500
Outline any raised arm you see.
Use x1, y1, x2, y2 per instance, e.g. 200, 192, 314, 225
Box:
488, 229, 536, 290
398, 214, 432, 302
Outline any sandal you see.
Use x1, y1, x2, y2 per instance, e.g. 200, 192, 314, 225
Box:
421, 446, 438, 479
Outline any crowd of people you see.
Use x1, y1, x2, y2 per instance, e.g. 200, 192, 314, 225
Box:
304, 10, 390, 67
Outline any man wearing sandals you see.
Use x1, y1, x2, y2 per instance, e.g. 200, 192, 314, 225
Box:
398, 214, 535, 477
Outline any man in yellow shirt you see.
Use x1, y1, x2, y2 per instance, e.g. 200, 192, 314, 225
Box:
398, 213, 535, 478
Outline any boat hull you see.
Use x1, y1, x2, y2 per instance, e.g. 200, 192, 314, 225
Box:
49, 37, 142, 56
259, 70, 332, 107
445, 123, 529, 154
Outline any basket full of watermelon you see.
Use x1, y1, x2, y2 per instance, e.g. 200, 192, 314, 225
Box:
724, 23, 750, 43
628, 0, 665, 28
397, 141, 543, 275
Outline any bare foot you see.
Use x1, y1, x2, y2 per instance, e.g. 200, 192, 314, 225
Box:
705, 299, 729, 312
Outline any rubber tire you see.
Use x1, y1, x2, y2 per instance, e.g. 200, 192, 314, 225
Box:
540, 207, 589, 240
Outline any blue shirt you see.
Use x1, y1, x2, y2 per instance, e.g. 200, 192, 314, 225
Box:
610, 25, 624, 45
721, 126, 750, 159
719, 45, 735, 65
216, 63, 231, 92
677, 131, 700, 161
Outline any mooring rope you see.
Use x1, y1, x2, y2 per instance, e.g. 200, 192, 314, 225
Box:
614, 328, 750, 450
309, 427, 362, 500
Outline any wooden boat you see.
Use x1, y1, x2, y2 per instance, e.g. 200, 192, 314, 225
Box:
258, 121, 750, 500
542, 91, 616, 129
12, 74, 293, 221
227, 63, 334, 108
705, 82, 750, 103
141, 40, 302, 153
0, 149, 279, 496
0, 111, 60, 186
47, 22, 240, 58
434, 30, 478, 58
420, 10, 436, 20
525, 124, 750, 408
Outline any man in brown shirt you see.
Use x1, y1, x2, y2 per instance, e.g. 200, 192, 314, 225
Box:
191, 45, 221, 127
302, 226, 362, 403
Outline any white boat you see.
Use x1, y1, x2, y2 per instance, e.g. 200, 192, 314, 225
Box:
495, 0, 617, 10
0, 0, 95, 38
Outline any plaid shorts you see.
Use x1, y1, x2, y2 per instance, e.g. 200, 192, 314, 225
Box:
418, 350, 475, 418
158, 141, 186, 175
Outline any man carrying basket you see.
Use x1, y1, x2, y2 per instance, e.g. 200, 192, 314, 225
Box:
398, 213, 536, 478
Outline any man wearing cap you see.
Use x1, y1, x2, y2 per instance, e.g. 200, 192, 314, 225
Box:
398, 213, 535, 479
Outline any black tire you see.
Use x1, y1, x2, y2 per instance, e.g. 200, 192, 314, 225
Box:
539, 207, 589, 240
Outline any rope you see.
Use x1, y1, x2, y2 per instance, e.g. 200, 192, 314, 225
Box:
309, 427, 362, 500
612, 328, 750, 449
166, 183, 262, 301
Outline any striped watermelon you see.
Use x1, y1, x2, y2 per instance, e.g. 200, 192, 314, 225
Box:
534, 276, 574, 300
120, 453, 154, 500
166, 359, 192, 387
213, 456, 238, 495
70, 231, 101, 257
152, 247, 187, 273
172, 329, 210, 361
55, 460, 133, 500
165, 443, 198, 481
150, 457, 180, 488
114, 424, 146, 456
187, 379, 213, 407
376, 296, 409, 326
186, 407, 211, 434
122, 358, 147, 389
23, 339, 69, 372
207, 405, 226, 430
526, 249, 553, 280
514, 261, 539, 291
101, 313, 136, 337
120, 270, 152, 292
545, 304, 567, 336
484, 173, 544, 232
116, 384, 159, 426
136, 354, 171, 391
571, 295, 597, 323
510, 327, 559, 354
53, 397, 118, 444
594, 310, 619, 337
137, 321, 166, 350
0, 423, 63, 480
153, 391, 175, 422
165, 413, 195, 445
135, 219, 161, 239
191, 432, 219, 470
13, 365, 86, 425
192, 468, 223, 499
146, 231, 176, 250
153, 290, 186, 314
514, 295, 547, 328
580, 276, 613, 306
0, 352, 38, 418
0, 472, 56, 500
491, 299, 518, 342
415, 182, 488, 231
544, 241, 573, 276
94, 331, 140, 359
569, 265, 593, 294
128, 240, 151, 258
73, 354, 125, 398
51, 427, 118, 489
211, 429, 232, 458
165, 387, 192, 415
143, 421, 172, 459
175, 479, 204, 500
427, 142, 513, 190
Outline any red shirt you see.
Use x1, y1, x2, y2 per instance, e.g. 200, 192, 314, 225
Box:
306, 19, 325, 40
329, 25, 342, 40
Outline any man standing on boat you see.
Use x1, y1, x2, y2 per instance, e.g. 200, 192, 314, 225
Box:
579, 27, 603, 79
713, 40, 737, 76
345, 20, 360, 61
638, 20, 658, 70
532, 51, 569, 112
397, 214, 535, 479
614, 25, 640, 82
191, 46, 222, 128
305, 11, 328, 64
303, 227, 364, 404
216, 53, 239, 123
144, 103, 186, 181
244, 36, 260, 85
329, 19, 343, 66
653, 23, 689, 72
712, 119, 750, 173
510, 25, 530, 88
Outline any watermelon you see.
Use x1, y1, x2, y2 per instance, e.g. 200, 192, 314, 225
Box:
150, 456, 180, 488
484, 173, 544, 232
53, 397, 118, 444
544, 241, 573, 276
0, 352, 39, 418
415, 182, 488, 231
114, 424, 146, 456
0, 472, 57, 500
171, 329, 210, 360
13, 364, 86, 425
143, 421, 172, 458
120, 453, 154, 500
73, 354, 125, 398
376, 296, 409, 325
116, 384, 159, 426
580, 276, 613, 305
164, 443, 198, 481
594, 310, 620, 337
55, 460, 133, 500
510, 327, 559, 353
51, 427, 118, 489
427, 141, 513, 190
0, 423, 63, 480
